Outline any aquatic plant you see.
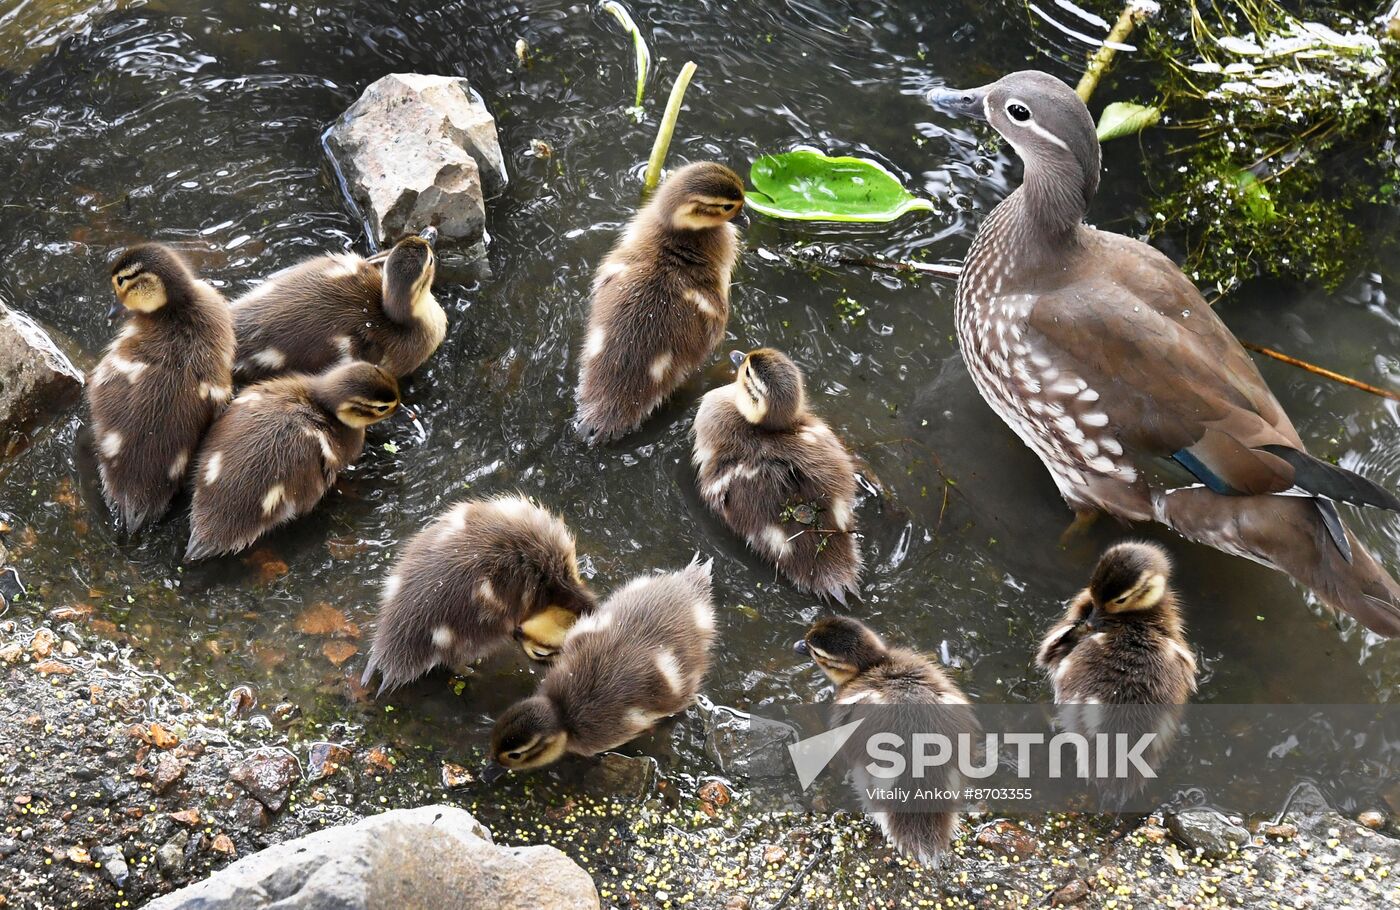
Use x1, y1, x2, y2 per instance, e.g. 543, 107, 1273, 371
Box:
642, 60, 697, 193
1134, 0, 1400, 292
600, 0, 651, 113
746, 148, 936, 223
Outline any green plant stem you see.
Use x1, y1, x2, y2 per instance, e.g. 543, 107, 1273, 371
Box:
1076, 1, 1159, 102
643, 61, 696, 193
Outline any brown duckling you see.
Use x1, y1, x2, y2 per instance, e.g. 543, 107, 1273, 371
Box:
1036, 541, 1198, 705
797, 616, 975, 867
575, 161, 744, 444
87, 244, 235, 532
487, 558, 716, 777
360, 495, 597, 694
694, 348, 861, 602
185, 361, 399, 560
231, 231, 442, 381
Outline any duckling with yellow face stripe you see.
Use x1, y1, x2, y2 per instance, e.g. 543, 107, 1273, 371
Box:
1036, 541, 1198, 705
360, 495, 597, 694
184, 361, 399, 561
87, 244, 235, 532
575, 162, 744, 444
693, 348, 862, 603
231, 231, 443, 382
486, 558, 716, 777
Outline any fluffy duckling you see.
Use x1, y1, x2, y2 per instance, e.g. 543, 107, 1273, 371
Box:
87, 244, 235, 532
360, 495, 597, 694
694, 348, 861, 602
487, 558, 716, 776
797, 616, 976, 867
231, 231, 442, 381
1036, 541, 1198, 705
185, 361, 399, 560
575, 161, 744, 444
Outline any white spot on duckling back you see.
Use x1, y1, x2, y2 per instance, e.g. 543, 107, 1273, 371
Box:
235, 391, 263, 406
654, 650, 684, 695
432, 625, 455, 649
687, 289, 717, 317
569, 609, 614, 636
326, 253, 362, 279
252, 349, 286, 370
260, 484, 286, 516
476, 580, 498, 605
759, 525, 792, 557
168, 450, 188, 480
334, 335, 354, 358
583, 327, 606, 361
830, 499, 854, 532
303, 427, 338, 466
99, 431, 123, 458
382, 574, 401, 602
595, 261, 628, 287
101, 356, 148, 384
203, 452, 223, 485
649, 352, 672, 383
692, 599, 715, 633
199, 382, 231, 403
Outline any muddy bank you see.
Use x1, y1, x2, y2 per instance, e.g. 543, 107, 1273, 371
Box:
0, 608, 1397, 909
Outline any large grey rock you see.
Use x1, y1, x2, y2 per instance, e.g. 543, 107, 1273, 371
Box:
326, 73, 507, 258
145, 805, 599, 910
0, 303, 83, 458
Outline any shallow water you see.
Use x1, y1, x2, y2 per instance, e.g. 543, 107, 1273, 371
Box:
0, 0, 1397, 798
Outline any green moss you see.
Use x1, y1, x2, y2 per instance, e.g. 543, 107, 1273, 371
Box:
1135, 1, 1400, 292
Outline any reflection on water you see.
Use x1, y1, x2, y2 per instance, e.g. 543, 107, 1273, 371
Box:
0, 0, 1397, 801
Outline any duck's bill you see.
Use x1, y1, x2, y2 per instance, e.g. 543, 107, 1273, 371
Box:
728, 350, 746, 369
926, 85, 989, 122
480, 761, 509, 784
418, 225, 439, 247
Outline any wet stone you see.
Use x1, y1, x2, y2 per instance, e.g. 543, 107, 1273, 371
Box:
0, 302, 83, 459
307, 743, 351, 782
1050, 878, 1089, 905
94, 845, 129, 887
152, 754, 186, 794
583, 752, 658, 801
156, 831, 189, 876
229, 796, 270, 830
229, 749, 299, 813
1168, 809, 1251, 858
325, 73, 506, 257
975, 820, 1040, 859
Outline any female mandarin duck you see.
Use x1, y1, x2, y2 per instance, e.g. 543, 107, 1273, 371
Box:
929, 70, 1400, 635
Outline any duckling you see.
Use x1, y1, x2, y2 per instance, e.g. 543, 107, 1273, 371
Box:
360, 495, 597, 694
487, 557, 716, 776
87, 244, 235, 532
184, 361, 399, 560
796, 616, 976, 867
575, 161, 744, 444
694, 348, 861, 602
1036, 541, 1198, 705
231, 230, 442, 381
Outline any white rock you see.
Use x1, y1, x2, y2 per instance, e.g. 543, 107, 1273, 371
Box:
0, 302, 83, 459
145, 805, 599, 910
326, 73, 507, 257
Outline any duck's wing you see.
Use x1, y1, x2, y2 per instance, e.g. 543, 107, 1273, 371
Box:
1024, 234, 1398, 513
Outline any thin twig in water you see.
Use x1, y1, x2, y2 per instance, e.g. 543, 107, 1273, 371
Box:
1240, 341, 1399, 401
765, 834, 832, 910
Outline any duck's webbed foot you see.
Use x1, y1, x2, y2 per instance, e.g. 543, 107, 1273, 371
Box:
1058, 508, 1101, 549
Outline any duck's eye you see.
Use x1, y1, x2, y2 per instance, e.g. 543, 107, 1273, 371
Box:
1007, 102, 1031, 122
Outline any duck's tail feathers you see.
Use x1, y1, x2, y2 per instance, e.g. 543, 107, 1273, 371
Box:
1257, 446, 1400, 512
1154, 487, 1400, 637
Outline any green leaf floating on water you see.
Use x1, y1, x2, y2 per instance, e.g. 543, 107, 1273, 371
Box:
1095, 101, 1162, 142
747, 147, 936, 223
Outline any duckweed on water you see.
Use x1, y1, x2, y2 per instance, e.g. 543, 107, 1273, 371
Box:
1137, 0, 1400, 293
